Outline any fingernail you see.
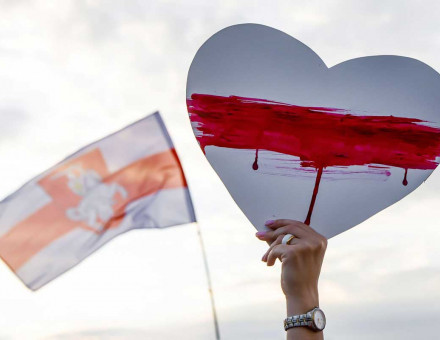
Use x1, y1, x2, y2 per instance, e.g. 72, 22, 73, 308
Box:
255, 231, 266, 239
265, 220, 275, 226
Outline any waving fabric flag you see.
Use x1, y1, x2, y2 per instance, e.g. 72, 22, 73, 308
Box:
0, 112, 196, 290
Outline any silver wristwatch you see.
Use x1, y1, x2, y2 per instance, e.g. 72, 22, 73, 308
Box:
284, 307, 326, 332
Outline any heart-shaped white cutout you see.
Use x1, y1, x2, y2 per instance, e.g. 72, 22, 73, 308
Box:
186, 24, 440, 238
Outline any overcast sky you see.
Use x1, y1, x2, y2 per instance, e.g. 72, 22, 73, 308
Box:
1, 1, 440, 339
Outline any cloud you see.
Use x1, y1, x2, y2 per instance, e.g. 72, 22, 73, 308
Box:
43, 324, 214, 340
43, 329, 153, 340
0, 107, 28, 140
326, 298, 440, 340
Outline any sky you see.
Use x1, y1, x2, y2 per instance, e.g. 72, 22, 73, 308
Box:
0, 0, 440, 339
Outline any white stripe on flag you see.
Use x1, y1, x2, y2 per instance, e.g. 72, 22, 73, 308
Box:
0, 185, 52, 238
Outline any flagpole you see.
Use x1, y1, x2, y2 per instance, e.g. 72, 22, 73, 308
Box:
195, 222, 221, 340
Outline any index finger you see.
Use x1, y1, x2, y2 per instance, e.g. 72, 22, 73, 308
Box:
265, 219, 308, 230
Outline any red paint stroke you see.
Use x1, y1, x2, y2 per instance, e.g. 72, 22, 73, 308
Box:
187, 93, 440, 224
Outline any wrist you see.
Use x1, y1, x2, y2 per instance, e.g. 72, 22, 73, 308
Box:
286, 288, 319, 316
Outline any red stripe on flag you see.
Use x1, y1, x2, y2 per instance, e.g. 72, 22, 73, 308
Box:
99, 149, 189, 231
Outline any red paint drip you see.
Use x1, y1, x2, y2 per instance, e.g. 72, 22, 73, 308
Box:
403, 168, 408, 186
187, 93, 440, 225
253, 149, 259, 170
304, 167, 323, 225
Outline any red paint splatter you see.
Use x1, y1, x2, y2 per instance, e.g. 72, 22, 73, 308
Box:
187, 93, 440, 224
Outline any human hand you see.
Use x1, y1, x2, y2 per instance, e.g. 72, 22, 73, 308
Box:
256, 219, 327, 316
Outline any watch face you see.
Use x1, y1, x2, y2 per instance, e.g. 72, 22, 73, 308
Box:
313, 309, 326, 331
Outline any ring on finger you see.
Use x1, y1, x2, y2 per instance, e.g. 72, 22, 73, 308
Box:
281, 233, 296, 245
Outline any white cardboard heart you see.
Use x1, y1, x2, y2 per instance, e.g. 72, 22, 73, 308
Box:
186, 24, 440, 238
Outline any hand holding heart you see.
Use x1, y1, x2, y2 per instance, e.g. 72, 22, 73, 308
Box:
256, 220, 326, 302
257, 219, 327, 339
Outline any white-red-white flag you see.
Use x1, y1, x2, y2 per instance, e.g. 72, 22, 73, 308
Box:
0, 112, 196, 290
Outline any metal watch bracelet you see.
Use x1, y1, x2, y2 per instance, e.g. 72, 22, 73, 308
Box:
284, 307, 325, 332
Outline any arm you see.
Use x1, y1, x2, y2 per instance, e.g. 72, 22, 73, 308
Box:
256, 219, 327, 340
